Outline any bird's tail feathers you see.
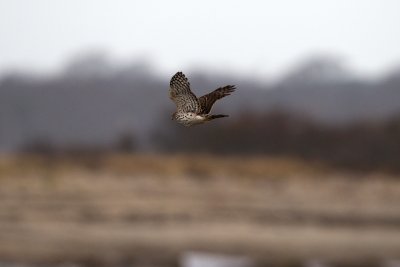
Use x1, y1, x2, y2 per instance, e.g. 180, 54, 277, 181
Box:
205, 114, 229, 121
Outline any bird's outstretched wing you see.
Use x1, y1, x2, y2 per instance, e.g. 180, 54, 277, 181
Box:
199, 85, 236, 114
169, 72, 200, 113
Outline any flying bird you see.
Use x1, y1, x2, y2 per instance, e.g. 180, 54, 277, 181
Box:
169, 72, 236, 126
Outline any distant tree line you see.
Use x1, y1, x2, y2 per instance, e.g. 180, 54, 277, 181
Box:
152, 111, 400, 172
21, 109, 400, 172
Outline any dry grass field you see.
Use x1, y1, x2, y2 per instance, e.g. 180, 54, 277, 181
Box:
0, 154, 399, 267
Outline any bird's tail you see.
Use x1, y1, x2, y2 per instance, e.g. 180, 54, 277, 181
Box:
205, 114, 229, 121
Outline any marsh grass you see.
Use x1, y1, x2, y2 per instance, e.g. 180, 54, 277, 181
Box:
0, 154, 399, 266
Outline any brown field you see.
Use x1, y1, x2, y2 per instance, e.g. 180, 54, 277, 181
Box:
0, 154, 399, 267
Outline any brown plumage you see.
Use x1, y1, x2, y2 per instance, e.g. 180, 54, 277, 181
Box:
169, 72, 236, 126
198, 85, 236, 114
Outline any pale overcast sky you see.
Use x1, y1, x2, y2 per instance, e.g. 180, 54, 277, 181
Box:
0, 0, 399, 79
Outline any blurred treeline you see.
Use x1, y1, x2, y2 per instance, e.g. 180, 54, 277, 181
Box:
1, 52, 400, 171
156, 111, 400, 172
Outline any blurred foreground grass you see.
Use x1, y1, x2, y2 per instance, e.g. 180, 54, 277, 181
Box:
0, 154, 399, 267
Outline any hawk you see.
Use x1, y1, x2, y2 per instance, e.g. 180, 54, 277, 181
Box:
169, 71, 236, 126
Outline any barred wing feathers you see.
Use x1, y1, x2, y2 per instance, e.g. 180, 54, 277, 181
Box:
198, 85, 236, 114
169, 72, 200, 113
